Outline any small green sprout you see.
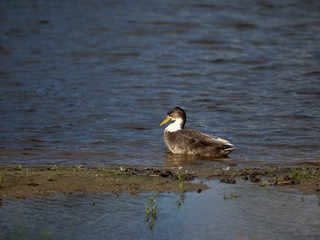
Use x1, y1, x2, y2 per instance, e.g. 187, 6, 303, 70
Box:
176, 167, 186, 193
145, 191, 157, 224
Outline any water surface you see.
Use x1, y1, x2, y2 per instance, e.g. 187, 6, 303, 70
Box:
0, 0, 319, 166
1, 180, 320, 239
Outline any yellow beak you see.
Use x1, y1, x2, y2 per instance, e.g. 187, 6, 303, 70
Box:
160, 115, 172, 126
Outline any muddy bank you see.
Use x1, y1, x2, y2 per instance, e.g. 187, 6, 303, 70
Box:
0, 166, 206, 199
0, 165, 319, 198
197, 166, 320, 195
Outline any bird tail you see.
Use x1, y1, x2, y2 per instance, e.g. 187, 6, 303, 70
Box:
221, 145, 235, 156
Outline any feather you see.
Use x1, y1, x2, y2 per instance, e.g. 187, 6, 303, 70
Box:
161, 107, 234, 157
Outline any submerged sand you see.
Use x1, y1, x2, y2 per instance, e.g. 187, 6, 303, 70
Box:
0, 165, 319, 199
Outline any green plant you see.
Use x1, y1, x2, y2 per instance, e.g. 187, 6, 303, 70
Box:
223, 193, 228, 200
269, 176, 284, 184
176, 167, 185, 192
258, 181, 268, 187
145, 191, 157, 224
224, 193, 241, 200
288, 170, 312, 180
175, 167, 187, 209
177, 191, 186, 209
230, 193, 241, 199
104, 168, 125, 176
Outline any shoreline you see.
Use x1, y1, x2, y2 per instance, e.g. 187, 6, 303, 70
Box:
0, 165, 319, 199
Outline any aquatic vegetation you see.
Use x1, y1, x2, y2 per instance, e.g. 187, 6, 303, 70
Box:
224, 193, 241, 200
230, 193, 241, 199
176, 191, 186, 209
175, 167, 187, 208
103, 168, 125, 176
269, 176, 284, 184
176, 167, 186, 192
145, 191, 157, 229
288, 170, 313, 180
258, 181, 268, 187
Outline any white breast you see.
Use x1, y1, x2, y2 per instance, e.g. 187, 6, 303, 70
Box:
165, 118, 183, 132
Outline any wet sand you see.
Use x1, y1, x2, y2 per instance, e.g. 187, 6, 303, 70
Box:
0, 165, 319, 199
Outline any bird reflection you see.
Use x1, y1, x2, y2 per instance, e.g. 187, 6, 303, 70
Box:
163, 152, 230, 167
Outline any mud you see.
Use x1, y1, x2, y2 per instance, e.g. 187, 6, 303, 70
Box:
0, 166, 206, 199
199, 166, 320, 194
0, 165, 319, 199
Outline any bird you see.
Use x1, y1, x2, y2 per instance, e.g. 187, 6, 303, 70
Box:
160, 107, 234, 157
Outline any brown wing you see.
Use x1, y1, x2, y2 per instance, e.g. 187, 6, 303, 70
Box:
165, 129, 234, 156
178, 129, 233, 149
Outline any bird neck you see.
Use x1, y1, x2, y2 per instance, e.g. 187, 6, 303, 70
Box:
165, 118, 184, 132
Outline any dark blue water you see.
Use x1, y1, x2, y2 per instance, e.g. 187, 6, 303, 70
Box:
1, 0, 319, 166
1, 180, 320, 240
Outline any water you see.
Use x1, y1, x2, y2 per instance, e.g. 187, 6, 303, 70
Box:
1, 0, 320, 166
2, 2, 320, 238
1, 180, 320, 240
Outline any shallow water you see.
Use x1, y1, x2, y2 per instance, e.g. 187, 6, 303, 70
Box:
1, 2, 320, 238
1, 0, 320, 167
1, 180, 320, 240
